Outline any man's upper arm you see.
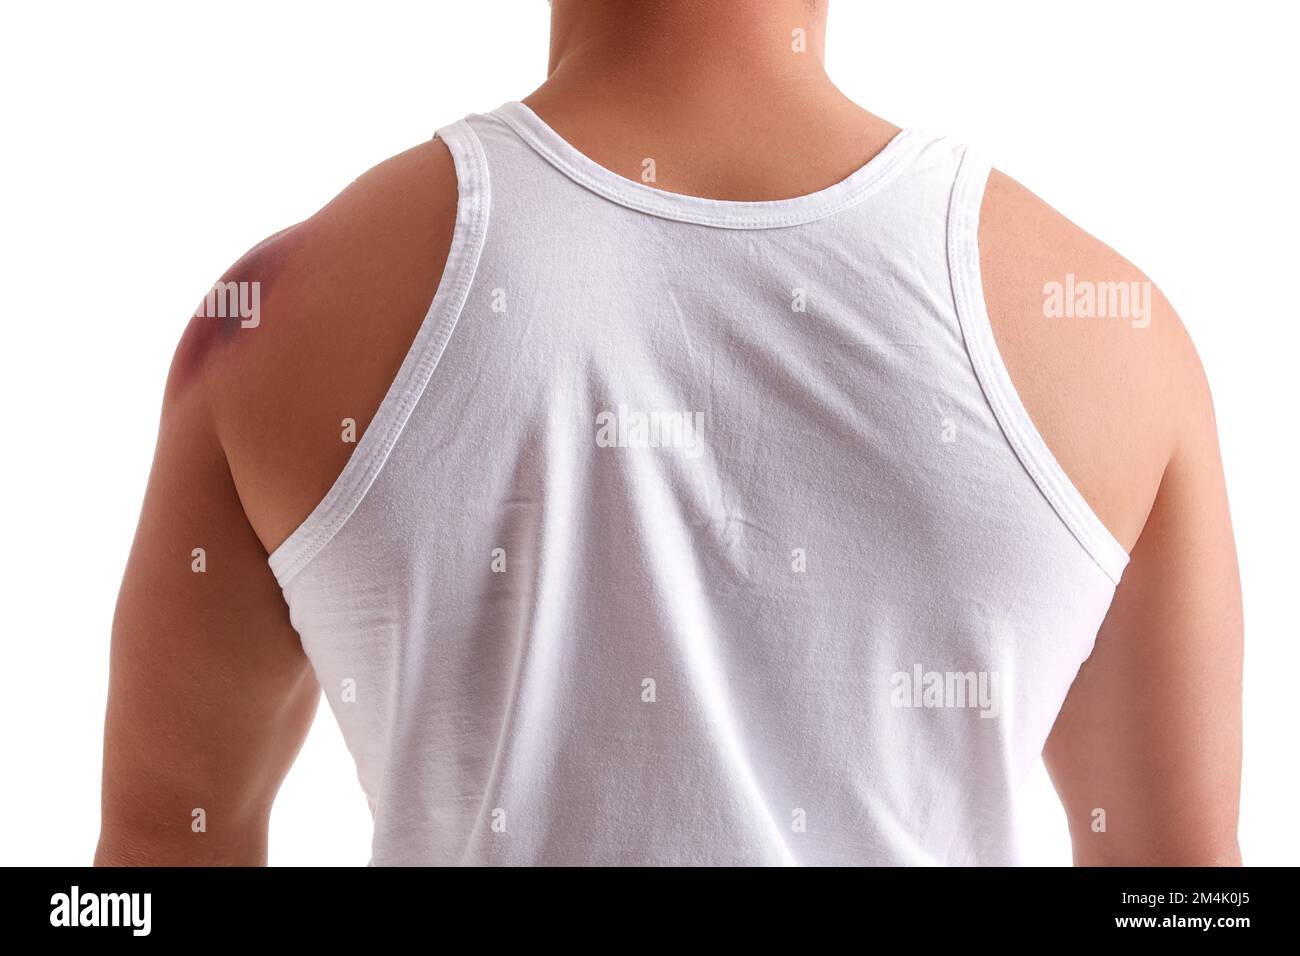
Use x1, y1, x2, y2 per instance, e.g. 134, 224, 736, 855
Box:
1044, 380, 1243, 865
979, 170, 1243, 865
98, 137, 458, 865
98, 346, 319, 865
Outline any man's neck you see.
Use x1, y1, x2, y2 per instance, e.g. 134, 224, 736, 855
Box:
543, 0, 831, 95
524, 0, 898, 202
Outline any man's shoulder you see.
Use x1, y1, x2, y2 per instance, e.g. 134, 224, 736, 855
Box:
976, 168, 1212, 550
167, 134, 460, 551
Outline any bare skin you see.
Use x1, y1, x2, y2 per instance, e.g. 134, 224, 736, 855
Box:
98, 0, 1242, 865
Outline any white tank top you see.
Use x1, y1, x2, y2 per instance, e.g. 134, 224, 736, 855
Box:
268, 102, 1129, 866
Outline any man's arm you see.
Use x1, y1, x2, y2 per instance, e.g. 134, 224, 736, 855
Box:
98, 137, 458, 865
1044, 369, 1243, 865
96, 332, 319, 865
979, 170, 1243, 865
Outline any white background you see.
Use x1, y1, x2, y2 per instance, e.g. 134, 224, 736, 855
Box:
0, 0, 1295, 866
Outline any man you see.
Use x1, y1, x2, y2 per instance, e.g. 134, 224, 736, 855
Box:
99, 0, 1242, 865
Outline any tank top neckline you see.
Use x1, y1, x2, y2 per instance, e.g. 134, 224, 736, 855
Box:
490, 100, 929, 230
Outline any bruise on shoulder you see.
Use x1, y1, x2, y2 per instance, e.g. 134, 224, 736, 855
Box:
169, 222, 308, 399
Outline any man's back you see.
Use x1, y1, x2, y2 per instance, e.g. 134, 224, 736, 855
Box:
98, 0, 1241, 866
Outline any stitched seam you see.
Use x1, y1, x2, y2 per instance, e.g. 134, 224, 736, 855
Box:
494, 106, 926, 230
268, 119, 491, 586
946, 147, 1128, 585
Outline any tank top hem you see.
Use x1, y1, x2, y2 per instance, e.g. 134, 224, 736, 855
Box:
491, 100, 930, 230
267, 118, 491, 586
946, 146, 1130, 585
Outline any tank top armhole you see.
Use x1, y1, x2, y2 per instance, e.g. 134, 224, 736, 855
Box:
267, 119, 491, 587
946, 146, 1129, 586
